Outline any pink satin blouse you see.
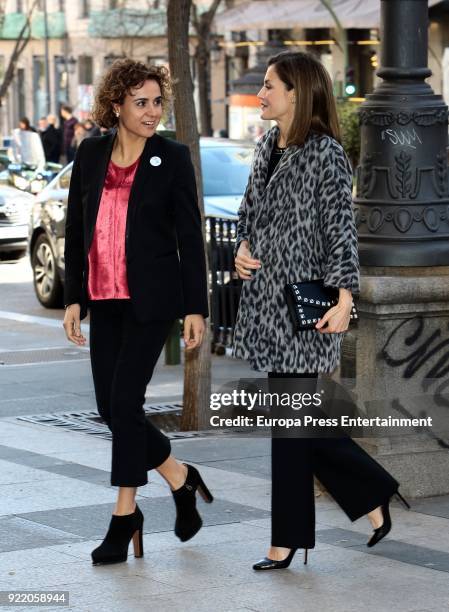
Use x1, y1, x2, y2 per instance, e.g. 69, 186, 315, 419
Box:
87, 156, 140, 300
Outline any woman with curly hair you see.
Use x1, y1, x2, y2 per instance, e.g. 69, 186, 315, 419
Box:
62, 58, 213, 565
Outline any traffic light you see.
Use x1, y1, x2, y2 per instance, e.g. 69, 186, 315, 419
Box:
345, 66, 356, 96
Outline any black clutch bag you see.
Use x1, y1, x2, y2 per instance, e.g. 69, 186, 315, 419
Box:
284, 279, 358, 332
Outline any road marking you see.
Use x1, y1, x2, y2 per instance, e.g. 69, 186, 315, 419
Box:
0, 393, 70, 403
0, 359, 90, 368
0, 310, 90, 330
0, 345, 90, 352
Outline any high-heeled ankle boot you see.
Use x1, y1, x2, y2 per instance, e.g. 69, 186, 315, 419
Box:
252, 548, 309, 570
367, 489, 411, 548
171, 463, 213, 542
91, 503, 144, 565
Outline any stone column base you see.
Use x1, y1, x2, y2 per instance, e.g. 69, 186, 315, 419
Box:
335, 268, 449, 498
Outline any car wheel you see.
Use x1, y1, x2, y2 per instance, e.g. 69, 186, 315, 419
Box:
32, 234, 63, 308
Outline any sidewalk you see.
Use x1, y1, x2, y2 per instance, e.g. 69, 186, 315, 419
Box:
0, 334, 449, 611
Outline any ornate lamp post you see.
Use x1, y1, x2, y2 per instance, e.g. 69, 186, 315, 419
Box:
344, 1, 449, 498
354, 0, 449, 266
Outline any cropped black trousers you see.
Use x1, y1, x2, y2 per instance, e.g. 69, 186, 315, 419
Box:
88, 299, 174, 487
268, 371, 400, 549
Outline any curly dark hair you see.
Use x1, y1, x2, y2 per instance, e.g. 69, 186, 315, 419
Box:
92, 58, 172, 129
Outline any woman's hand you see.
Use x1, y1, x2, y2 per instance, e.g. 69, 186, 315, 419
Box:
184, 314, 205, 350
63, 303, 87, 346
315, 289, 353, 334
235, 240, 261, 280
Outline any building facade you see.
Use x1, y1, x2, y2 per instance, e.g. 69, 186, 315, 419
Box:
0, 0, 447, 139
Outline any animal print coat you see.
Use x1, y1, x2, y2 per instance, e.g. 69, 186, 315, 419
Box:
231, 125, 360, 374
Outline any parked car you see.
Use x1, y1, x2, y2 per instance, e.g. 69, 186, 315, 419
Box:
28, 137, 253, 308
0, 161, 63, 194
0, 185, 34, 260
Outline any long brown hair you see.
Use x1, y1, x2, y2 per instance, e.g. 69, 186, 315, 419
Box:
267, 50, 341, 147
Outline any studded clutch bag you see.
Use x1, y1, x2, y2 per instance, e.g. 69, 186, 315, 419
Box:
284, 279, 358, 332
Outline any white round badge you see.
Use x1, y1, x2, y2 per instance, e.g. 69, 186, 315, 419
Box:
150, 156, 162, 166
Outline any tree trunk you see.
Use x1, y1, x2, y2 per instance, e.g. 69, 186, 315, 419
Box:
196, 37, 213, 136
167, 0, 212, 431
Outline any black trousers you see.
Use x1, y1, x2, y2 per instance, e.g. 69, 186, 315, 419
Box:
88, 299, 174, 487
268, 371, 400, 549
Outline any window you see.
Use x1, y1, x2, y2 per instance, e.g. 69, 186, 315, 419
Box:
54, 55, 68, 106
16, 0, 23, 12
17, 68, 26, 120
33, 56, 46, 125
80, 0, 90, 18
201, 146, 253, 197
78, 56, 93, 85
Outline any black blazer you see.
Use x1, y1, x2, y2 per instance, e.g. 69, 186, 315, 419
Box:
63, 131, 209, 323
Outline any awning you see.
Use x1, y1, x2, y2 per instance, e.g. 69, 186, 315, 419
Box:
215, 0, 443, 32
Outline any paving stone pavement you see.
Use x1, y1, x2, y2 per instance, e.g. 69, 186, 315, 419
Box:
0, 310, 448, 611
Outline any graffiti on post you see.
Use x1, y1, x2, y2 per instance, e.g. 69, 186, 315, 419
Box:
380, 315, 449, 447
380, 128, 423, 149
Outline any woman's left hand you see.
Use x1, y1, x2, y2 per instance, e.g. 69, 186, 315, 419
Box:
315, 292, 353, 334
184, 314, 205, 349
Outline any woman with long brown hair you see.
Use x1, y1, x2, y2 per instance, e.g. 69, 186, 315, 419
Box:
233, 50, 409, 570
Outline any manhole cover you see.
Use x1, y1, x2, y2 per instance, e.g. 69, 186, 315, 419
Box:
15, 404, 219, 439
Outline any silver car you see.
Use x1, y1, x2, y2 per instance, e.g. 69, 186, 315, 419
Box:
0, 185, 34, 259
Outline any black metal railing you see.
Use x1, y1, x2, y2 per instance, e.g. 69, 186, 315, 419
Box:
206, 216, 242, 354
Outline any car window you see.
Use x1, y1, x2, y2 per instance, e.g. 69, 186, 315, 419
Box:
201, 146, 253, 196
59, 167, 72, 190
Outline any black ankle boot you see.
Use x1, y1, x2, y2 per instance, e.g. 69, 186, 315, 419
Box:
91, 503, 144, 565
171, 463, 213, 542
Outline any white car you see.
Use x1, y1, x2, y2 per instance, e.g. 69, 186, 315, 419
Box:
0, 185, 34, 259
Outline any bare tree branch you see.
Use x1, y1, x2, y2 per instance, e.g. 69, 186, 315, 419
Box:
191, 0, 223, 136
0, 0, 39, 104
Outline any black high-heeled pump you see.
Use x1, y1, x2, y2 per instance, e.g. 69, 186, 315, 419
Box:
252, 548, 309, 570
171, 463, 214, 542
367, 490, 411, 548
91, 503, 144, 565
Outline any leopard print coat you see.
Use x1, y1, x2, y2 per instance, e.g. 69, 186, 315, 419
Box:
231, 125, 360, 374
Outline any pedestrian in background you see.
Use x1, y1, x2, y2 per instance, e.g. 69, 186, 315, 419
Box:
47, 114, 62, 162
38, 116, 61, 163
18, 117, 37, 132
233, 50, 410, 571
60, 104, 78, 162
63, 58, 213, 566
11, 118, 45, 167
84, 117, 101, 137
71, 121, 87, 152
